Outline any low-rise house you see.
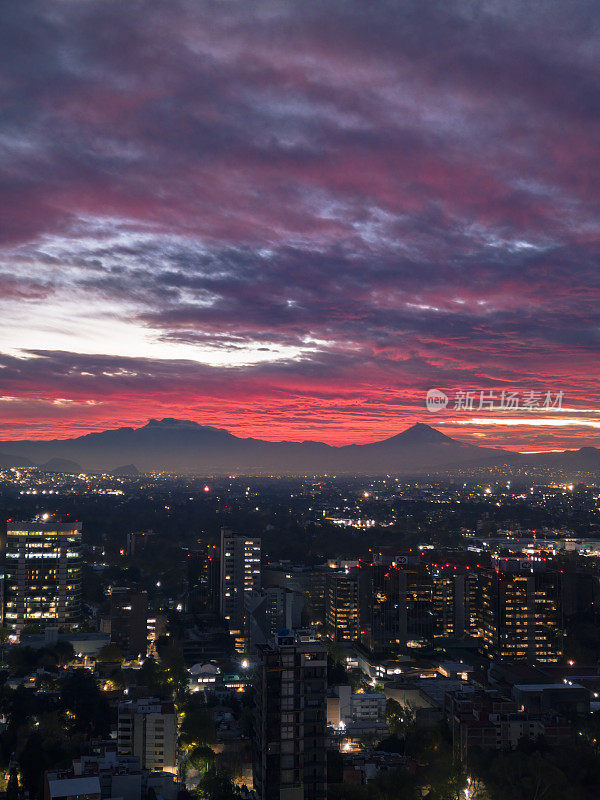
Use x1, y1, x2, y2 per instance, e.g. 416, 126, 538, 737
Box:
447, 689, 572, 763
44, 745, 177, 800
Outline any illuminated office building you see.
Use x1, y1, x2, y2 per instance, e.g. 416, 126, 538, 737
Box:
431, 566, 481, 639
481, 559, 563, 663
4, 520, 82, 633
219, 528, 261, 653
326, 570, 359, 642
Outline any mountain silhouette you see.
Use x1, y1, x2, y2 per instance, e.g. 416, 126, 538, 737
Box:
110, 463, 140, 476
0, 419, 521, 475
0, 452, 34, 468
40, 457, 82, 474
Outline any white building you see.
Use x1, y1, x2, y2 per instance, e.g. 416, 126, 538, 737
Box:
351, 692, 387, 723
118, 698, 177, 773
45, 744, 177, 800
327, 686, 386, 728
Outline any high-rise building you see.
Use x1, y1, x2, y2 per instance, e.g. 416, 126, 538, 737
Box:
326, 570, 359, 642
304, 567, 329, 627
481, 558, 563, 663
360, 557, 434, 651
117, 698, 177, 773
219, 528, 261, 653
245, 587, 304, 651
106, 588, 148, 659
187, 544, 220, 614
4, 520, 82, 634
466, 569, 483, 636
125, 530, 157, 556
431, 567, 481, 639
399, 560, 434, 645
254, 630, 327, 800
262, 565, 329, 629
360, 563, 402, 652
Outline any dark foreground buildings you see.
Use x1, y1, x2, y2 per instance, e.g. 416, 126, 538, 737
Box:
106, 587, 148, 659
254, 630, 327, 800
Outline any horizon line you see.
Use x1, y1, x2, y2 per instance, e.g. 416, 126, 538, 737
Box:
0, 417, 596, 455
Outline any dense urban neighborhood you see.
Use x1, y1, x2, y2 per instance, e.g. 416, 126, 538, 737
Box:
1, 465, 600, 798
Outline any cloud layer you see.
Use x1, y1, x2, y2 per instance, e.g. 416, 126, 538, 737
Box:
1, 0, 599, 448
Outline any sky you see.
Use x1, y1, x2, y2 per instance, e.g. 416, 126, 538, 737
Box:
1, 0, 599, 450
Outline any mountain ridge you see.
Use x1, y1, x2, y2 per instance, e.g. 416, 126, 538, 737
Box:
0, 418, 596, 476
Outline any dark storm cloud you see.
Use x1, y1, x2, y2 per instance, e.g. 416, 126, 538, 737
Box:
0, 0, 599, 446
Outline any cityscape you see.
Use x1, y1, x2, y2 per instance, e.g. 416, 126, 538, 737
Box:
2, 1, 600, 799
1, 459, 600, 799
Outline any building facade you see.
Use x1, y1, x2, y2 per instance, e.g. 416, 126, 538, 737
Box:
219, 528, 261, 653
481, 559, 563, 663
118, 698, 177, 773
4, 521, 82, 633
188, 544, 220, 614
448, 689, 571, 763
360, 557, 436, 651
326, 570, 359, 642
106, 587, 148, 659
431, 567, 481, 639
245, 587, 304, 651
254, 630, 327, 800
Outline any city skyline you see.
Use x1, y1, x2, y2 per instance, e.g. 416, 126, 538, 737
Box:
1, 1, 599, 452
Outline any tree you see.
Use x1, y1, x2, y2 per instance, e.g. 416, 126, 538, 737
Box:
18, 730, 72, 800
96, 643, 125, 664
180, 702, 217, 748
386, 698, 415, 739
376, 735, 404, 754
470, 747, 579, 800
6, 766, 19, 800
60, 670, 111, 737
53, 641, 75, 666
329, 765, 421, 800
156, 639, 188, 701
327, 785, 369, 800
7, 646, 38, 677
327, 654, 349, 686
325, 640, 345, 668
188, 745, 215, 773
137, 656, 169, 698
196, 771, 242, 800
